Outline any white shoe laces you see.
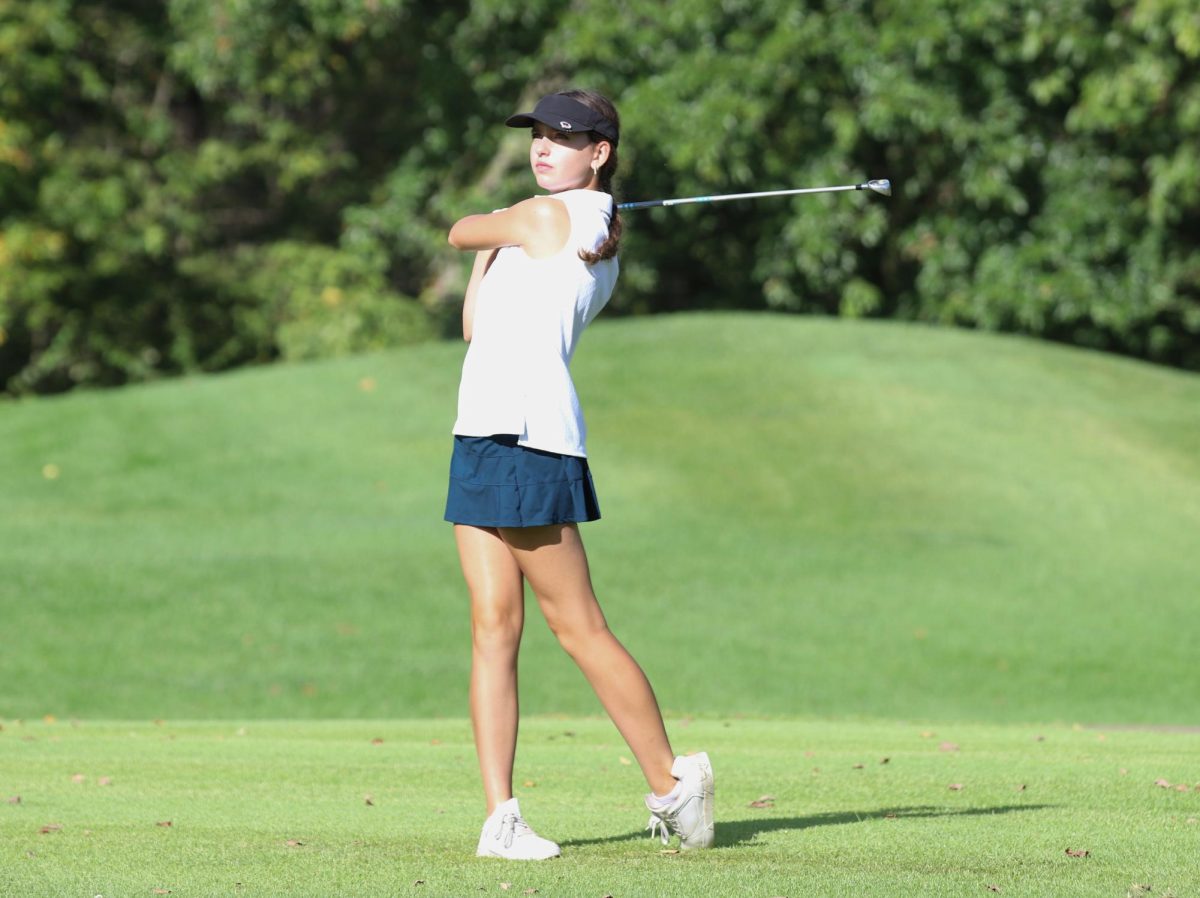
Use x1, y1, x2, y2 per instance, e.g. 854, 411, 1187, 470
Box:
646, 811, 673, 845
496, 812, 534, 849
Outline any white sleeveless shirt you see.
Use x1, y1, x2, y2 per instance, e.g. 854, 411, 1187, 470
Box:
452, 189, 618, 457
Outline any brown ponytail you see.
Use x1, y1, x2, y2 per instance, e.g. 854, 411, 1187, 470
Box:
558, 88, 622, 263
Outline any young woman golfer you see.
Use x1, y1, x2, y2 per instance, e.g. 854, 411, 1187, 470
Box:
445, 89, 714, 861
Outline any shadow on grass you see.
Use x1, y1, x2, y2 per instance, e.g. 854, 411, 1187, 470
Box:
561, 804, 1055, 849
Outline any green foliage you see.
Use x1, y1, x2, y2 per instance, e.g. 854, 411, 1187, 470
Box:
0, 0, 436, 393
2, 0, 1199, 393
181, 241, 434, 362
533, 0, 1200, 366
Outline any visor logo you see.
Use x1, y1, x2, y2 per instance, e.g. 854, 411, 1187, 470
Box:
559, 121, 573, 129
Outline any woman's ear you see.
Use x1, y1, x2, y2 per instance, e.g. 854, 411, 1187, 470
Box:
592, 140, 611, 169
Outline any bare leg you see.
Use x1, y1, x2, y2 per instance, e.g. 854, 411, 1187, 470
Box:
455, 524, 526, 815
499, 523, 677, 796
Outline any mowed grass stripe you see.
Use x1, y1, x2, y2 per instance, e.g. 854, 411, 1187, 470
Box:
1, 717, 1197, 897
1, 314, 1198, 722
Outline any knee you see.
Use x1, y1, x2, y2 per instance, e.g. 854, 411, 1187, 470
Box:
471, 602, 523, 654
542, 609, 609, 660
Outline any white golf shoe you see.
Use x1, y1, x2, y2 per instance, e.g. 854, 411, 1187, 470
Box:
476, 798, 561, 860
645, 751, 715, 850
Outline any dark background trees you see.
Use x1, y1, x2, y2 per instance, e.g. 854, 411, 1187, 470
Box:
2, 0, 1197, 394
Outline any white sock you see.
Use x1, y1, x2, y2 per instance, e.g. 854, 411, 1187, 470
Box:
648, 780, 682, 808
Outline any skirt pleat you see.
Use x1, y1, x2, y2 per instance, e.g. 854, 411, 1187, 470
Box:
444, 435, 601, 527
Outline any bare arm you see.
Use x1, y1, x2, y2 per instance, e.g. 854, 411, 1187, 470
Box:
450, 197, 571, 341
448, 197, 570, 259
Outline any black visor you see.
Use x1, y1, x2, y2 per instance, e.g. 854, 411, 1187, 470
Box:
505, 94, 619, 145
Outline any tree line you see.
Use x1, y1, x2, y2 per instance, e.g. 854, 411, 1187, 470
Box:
2, 0, 1197, 394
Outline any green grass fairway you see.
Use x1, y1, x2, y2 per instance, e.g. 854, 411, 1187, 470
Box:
2, 314, 1199, 724
2, 716, 1198, 897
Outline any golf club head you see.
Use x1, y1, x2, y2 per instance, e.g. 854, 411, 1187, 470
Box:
866, 179, 892, 197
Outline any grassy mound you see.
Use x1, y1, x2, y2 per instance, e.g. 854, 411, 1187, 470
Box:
1, 314, 1197, 722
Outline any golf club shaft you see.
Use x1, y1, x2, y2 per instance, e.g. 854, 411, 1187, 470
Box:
618, 180, 888, 211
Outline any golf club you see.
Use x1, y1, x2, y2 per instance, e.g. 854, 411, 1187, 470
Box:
617, 179, 891, 211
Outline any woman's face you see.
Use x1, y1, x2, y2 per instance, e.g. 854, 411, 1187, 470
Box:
529, 122, 609, 193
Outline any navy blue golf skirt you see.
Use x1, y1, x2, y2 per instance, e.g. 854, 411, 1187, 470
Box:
444, 434, 601, 528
